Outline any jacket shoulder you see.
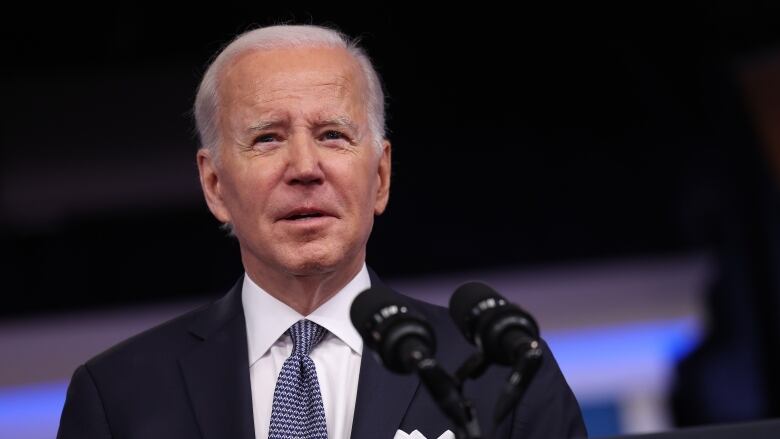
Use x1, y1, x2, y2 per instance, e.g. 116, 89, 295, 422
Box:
86, 301, 208, 369
84, 280, 243, 374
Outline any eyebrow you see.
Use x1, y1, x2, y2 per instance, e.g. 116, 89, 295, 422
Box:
246, 116, 360, 134
317, 116, 359, 133
247, 118, 285, 132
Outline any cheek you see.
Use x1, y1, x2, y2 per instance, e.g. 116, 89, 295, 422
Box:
340, 173, 377, 209
347, 173, 381, 223
223, 170, 272, 216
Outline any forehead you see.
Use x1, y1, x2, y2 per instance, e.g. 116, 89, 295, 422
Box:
218, 46, 366, 116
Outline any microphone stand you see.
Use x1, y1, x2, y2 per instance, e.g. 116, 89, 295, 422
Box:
452, 344, 542, 438
452, 352, 490, 438
493, 340, 543, 425
407, 348, 482, 439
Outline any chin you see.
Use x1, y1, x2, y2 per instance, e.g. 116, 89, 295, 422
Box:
284, 244, 363, 278
288, 262, 334, 277
282, 249, 343, 277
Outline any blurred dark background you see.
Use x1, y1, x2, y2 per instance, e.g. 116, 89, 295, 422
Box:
3, 2, 780, 430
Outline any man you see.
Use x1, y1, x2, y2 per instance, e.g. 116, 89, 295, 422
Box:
57, 24, 587, 439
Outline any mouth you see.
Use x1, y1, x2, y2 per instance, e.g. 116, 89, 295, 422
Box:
286, 212, 325, 221
279, 208, 334, 222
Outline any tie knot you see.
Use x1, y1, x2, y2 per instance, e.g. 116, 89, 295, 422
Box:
288, 319, 326, 356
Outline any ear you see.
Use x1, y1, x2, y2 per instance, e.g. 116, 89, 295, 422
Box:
196, 148, 232, 224
373, 140, 392, 215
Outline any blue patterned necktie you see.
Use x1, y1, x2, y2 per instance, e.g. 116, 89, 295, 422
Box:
268, 319, 329, 439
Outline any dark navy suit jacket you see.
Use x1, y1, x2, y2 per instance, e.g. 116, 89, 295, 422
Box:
57, 273, 587, 438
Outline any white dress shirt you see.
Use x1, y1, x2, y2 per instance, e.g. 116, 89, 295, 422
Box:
242, 264, 369, 439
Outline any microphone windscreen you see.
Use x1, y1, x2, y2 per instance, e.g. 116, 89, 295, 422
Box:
350, 285, 405, 341
448, 281, 500, 341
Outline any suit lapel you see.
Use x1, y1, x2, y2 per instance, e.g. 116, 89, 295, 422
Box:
179, 281, 256, 439
350, 348, 420, 439
350, 268, 421, 439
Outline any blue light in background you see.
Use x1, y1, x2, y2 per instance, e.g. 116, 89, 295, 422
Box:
545, 317, 700, 372
580, 400, 623, 438
0, 380, 67, 439
545, 317, 701, 437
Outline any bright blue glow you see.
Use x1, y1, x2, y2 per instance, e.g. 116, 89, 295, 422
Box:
580, 399, 622, 437
544, 317, 700, 369
543, 317, 702, 434
0, 380, 67, 439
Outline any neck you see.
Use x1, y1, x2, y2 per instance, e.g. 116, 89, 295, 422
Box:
243, 257, 365, 316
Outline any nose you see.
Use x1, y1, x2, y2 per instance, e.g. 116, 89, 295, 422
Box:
285, 134, 325, 186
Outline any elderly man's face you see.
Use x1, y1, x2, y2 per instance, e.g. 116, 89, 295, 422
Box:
197, 46, 391, 279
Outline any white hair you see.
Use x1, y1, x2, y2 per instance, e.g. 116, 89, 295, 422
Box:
193, 24, 386, 158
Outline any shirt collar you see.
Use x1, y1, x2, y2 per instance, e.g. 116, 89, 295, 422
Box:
242, 264, 370, 366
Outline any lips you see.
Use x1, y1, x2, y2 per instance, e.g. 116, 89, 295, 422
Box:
278, 206, 336, 222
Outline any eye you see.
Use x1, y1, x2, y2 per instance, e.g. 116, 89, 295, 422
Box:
321, 130, 347, 141
254, 133, 278, 144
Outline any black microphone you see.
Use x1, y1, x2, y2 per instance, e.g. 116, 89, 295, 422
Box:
449, 281, 540, 366
350, 285, 436, 374
449, 282, 543, 425
351, 286, 482, 438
